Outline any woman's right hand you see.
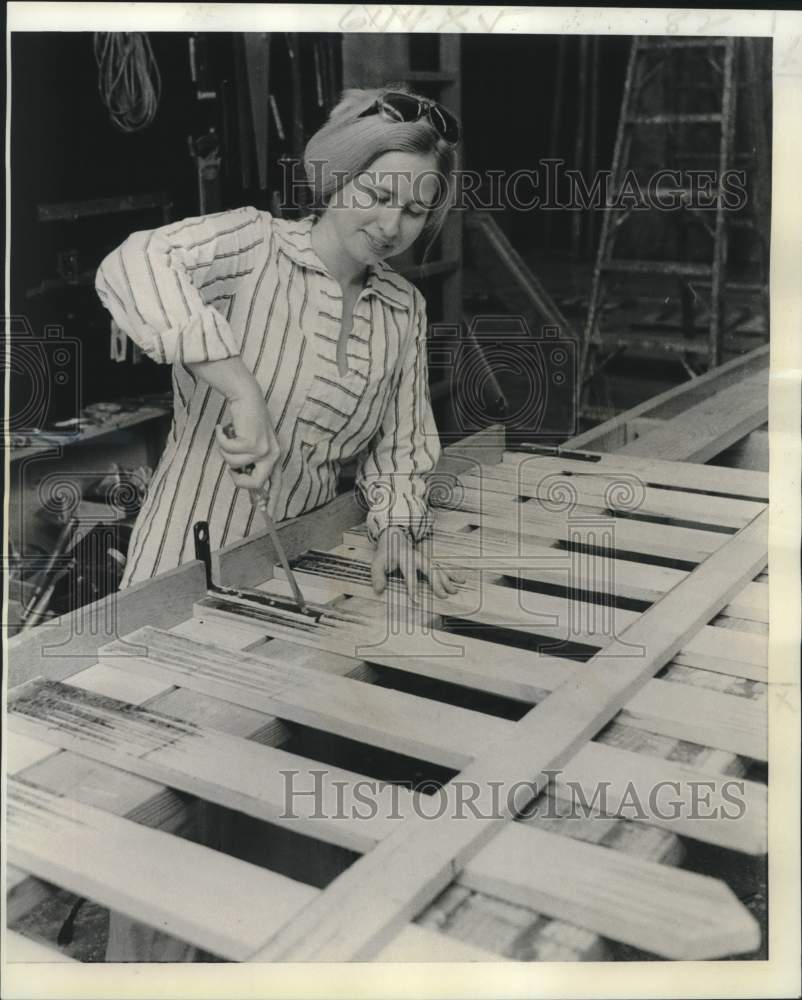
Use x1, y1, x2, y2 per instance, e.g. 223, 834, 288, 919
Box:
186, 355, 282, 492
214, 392, 281, 492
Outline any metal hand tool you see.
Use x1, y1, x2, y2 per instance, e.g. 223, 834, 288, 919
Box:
221, 422, 309, 615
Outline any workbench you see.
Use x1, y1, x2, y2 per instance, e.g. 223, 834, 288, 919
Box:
5, 345, 770, 963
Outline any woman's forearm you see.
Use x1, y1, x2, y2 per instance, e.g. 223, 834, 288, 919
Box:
187, 356, 263, 403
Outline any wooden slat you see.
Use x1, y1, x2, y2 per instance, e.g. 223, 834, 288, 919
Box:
196, 589, 767, 760
566, 344, 769, 453
413, 882, 610, 962
98, 627, 510, 771
5, 731, 59, 774
555, 742, 766, 854
216, 490, 364, 591
374, 924, 505, 962
165, 618, 663, 961
244, 511, 767, 961
259, 575, 768, 765
267, 561, 768, 681
459, 823, 760, 960
503, 448, 768, 501
5, 559, 207, 688
7, 778, 316, 962
8, 679, 411, 853
617, 370, 769, 463
433, 485, 731, 563
4, 768, 694, 964
457, 465, 765, 529
340, 525, 769, 624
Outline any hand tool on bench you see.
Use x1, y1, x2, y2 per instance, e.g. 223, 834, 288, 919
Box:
192, 520, 369, 629
222, 422, 309, 616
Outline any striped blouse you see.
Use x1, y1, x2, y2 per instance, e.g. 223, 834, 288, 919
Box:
95, 207, 441, 588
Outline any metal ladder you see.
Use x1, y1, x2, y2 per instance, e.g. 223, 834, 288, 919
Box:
580, 37, 769, 410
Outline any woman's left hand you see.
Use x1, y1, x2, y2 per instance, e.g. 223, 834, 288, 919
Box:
370, 526, 466, 602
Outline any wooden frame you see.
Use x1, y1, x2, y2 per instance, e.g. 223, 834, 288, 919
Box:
569, 343, 769, 459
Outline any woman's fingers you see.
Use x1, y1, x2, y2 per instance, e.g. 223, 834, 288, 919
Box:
214, 424, 259, 454
220, 450, 266, 469
397, 544, 420, 604
370, 529, 466, 605
229, 464, 266, 491
429, 568, 449, 600
436, 568, 459, 596
215, 427, 281, 481
371, 548, 388, 594
215, 426, 276, 467
226, 454, 279, 492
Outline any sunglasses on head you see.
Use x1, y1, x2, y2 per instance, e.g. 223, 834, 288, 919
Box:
357, 91, 461, 145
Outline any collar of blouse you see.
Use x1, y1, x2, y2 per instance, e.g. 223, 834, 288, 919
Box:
272, 214, 413, 312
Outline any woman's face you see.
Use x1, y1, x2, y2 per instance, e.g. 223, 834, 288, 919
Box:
324, 150, 441, 267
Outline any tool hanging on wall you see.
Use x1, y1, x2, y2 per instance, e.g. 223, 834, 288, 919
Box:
109, 320, 127, 362
188, 34, 217, 101
269, 94, 286, 142
188, 128, 222, 215
313, 41, 324, 108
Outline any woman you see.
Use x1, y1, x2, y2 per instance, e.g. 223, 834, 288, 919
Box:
96, 86, 464, 960
97, 87, 463, 605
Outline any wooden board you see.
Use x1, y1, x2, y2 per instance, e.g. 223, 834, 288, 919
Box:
617, 370, 769, 463
566, 344, 768, 453
7, 778, 315, 962
501, 448, 768, 501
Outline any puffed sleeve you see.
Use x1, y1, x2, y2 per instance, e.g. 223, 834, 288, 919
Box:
95, 206, 268, 365
356, 290, 441, 544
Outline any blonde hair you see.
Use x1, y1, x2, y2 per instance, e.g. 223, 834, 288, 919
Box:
303, 85, 459, 252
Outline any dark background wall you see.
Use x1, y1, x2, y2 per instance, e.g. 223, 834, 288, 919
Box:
461, 34, 631, 251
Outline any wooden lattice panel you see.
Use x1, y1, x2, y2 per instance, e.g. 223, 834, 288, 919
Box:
7, 445, 768, 962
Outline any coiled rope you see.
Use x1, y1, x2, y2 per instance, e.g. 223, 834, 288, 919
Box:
93, 33, 162, 132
